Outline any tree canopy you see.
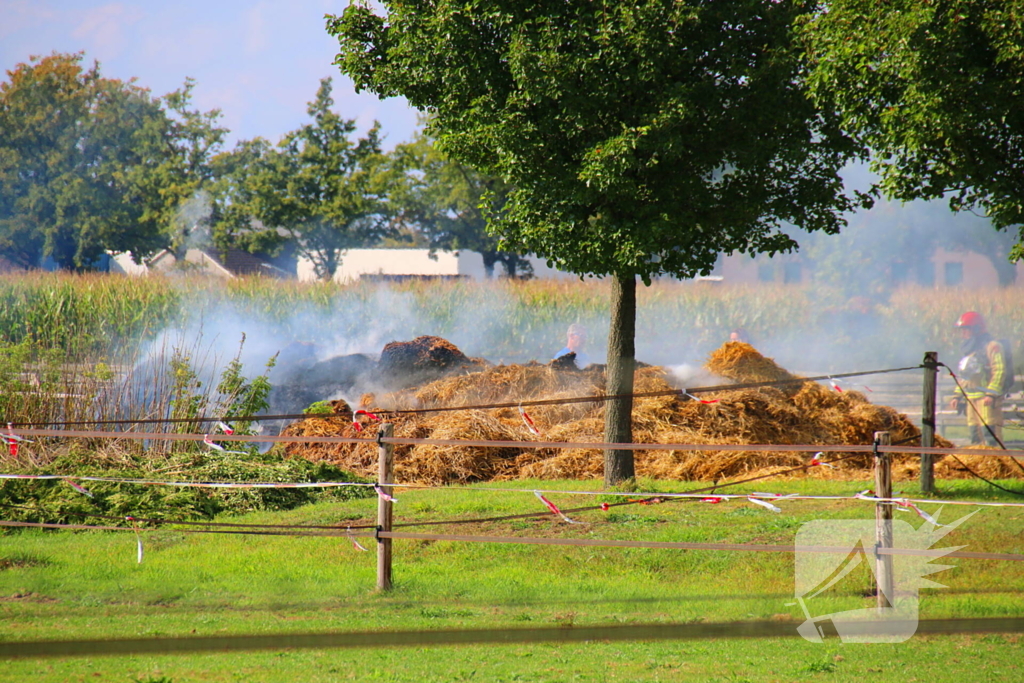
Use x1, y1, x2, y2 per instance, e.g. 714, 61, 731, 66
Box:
332, 1, 864, 282
330, 0, 867, 482
389, 129, 531, 278
210, 78, 393, 280
800, 0, 1024, 258
0, 53, 224, 270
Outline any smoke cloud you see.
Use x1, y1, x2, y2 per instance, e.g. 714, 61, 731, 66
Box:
121, 187, 1016, 423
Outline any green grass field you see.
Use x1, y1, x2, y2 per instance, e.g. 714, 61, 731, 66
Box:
1, 477, 1022, 682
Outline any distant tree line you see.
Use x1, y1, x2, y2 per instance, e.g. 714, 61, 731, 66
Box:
0, 52, 528, 279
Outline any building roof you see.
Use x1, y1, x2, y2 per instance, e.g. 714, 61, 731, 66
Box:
213, 248, 290, 278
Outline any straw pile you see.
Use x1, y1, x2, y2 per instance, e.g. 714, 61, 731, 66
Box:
706, 341, 803, 395
283, 362, 607, 484
933, 447, 1024, 480
283, 339, 971, 484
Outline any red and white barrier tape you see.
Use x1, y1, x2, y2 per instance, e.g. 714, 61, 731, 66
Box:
3, 423, 31, 457
203, 434, 247, 455
809, 452, 836, 469
352, 410, 380, 433
349, 525, 368, 551
8, 427, 1024, 458
125, 516, 144, 564
0, 473, 379, 489
534, 491, 583, 524
747, 496, 782, 513
895, 500, 949, 527
374, 484, 397, 503
518, 403, 541, 436
64, 478, 94, 498
4, 472, 1024, 512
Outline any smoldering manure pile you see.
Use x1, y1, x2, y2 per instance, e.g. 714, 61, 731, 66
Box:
283, 341, 1006, 485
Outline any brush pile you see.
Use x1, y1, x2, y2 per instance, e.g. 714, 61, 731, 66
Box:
377, 335, 486, 389
283, 340, 988, 485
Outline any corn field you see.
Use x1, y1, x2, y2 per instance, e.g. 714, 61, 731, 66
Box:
1, 274, 1023, 419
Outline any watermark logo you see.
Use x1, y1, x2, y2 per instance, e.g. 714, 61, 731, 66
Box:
791, 511, 974, 643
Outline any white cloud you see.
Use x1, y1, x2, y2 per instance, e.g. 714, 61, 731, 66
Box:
244, 1, 270, 55
0, 0, 57, 40
70, 3, 144, 63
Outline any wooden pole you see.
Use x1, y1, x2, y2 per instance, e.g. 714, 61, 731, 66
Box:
873, 431, 893, 612
376, 423, 394, 592
920, 352, 938, 493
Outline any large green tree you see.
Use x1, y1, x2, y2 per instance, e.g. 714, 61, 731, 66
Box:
209, 137, 286, 256
800, 0, 1024, 258
159, 78, 229, 254
0, 53, 223, 270
330, 1, 865, 484
211, 78, 393, 280
390, 129, 532, 278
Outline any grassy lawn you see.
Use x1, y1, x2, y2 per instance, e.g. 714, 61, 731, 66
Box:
1, 477, 1022, 682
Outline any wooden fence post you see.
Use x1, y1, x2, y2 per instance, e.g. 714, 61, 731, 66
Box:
873, 431, 893, 612
376, 423, 394, 592
921, 352, 938, 493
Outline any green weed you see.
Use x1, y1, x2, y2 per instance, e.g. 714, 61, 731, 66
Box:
802, 659, 838, 674
0, 447, 372, 524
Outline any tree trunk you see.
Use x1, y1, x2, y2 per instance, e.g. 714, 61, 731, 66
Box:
481, 252, 498, 279
316, 249, 339, 281
603, 272, 637, 486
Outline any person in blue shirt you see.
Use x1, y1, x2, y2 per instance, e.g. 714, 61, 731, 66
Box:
553, 323, 590, 368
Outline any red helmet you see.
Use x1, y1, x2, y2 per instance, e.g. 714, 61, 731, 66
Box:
955, 311, 986, 332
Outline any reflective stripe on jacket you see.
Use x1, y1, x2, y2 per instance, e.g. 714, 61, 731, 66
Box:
958, 340, 1007, 400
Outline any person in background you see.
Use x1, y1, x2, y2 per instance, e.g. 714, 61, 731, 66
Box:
947, 311, 1009, 446
729, 328, 751, 344
553, 323, 590, 368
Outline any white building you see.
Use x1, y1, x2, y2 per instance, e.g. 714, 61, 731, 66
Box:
297, 249, 576, 283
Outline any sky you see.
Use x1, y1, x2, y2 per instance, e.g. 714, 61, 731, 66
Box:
0, 0, 421, 149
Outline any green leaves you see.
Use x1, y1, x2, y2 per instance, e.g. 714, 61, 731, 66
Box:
330, 0, 864, 282
801, 0, 1024, 249
0, 54, 226, 270
388, 128, 533, 277
210, 78, 392, 280
0, 448, 372, 524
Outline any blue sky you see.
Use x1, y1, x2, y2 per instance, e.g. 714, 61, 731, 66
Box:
0, 0, 420, 149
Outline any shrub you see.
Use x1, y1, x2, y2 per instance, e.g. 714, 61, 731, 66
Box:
0, 445, 373, 526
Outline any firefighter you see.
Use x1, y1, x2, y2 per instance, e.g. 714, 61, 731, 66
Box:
947, 311, 1009, 446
